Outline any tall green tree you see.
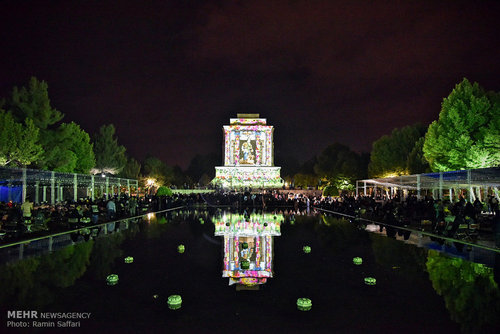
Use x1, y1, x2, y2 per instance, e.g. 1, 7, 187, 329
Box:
66, 123, 95, 173
171, 165, 187, 187
5, 77, 93, 173
39, 122, 95, 173
314, 143, 364, 183
423, 78, 500, 171
119, 157, 141, 180
8, 77, 63, 129
143, 156, 172, 186
368, 124, 427, 177
93, 124, 126, 174
407, 137, 430, 174
0, 110, 43, 166
186, 153, 219, 183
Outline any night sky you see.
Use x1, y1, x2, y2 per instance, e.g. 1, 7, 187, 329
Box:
2, 0, 499, 169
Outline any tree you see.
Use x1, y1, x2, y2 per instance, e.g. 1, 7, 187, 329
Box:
407, 137, 430, 174
171, 165, 187, 187
314, 143, 365, 191
67, 123, 95, 173
8, 77, 63, 129
322, 184, 339, 197
143, 156, 172, 186
0, 110, 43, 166
40, 122, 95, 173
2, 77, 104, 174
156, 186, 173, 196
293, 173, 319, 189
423, 78, 500, 171
119, 157, 141, 180
298, 156, 318, 175
186, 153, 219, 184
315, 143, 364, 180
368, 124, 427, 177
93, 124, 126, 174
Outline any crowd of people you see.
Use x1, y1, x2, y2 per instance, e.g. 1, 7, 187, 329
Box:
0, 195, 149, 240
1, 189, 498, 244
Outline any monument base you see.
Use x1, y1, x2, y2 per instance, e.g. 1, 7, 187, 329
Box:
212, 166, 283, 189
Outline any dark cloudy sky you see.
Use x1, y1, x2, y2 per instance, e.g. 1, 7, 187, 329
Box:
1, 0, 499, 168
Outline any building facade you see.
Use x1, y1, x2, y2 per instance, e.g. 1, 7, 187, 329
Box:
212, 114, 283, 189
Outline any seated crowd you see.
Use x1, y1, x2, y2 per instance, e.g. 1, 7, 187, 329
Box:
0, 190, 498, 243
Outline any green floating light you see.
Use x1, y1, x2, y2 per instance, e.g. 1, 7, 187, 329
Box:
364, 277, 376, 286
178, 245, 185, 253
153, 294, 159, 299
297, 298, 312, 311
199, 218, 204, 224
124, 256, 134, 264
168, 295, 182, 310
242, 242, 248, 249
106, 274, 119, 286
241, 260, 250, 270
353, 257, 362, 265
303, 246, 311, 254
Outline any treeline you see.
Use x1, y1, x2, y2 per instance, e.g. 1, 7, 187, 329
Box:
281, 78, 500, 195
1, 77, 498, 192
140, 153, 220, 188
0, 77, 135, 177
0, 77, 216, 187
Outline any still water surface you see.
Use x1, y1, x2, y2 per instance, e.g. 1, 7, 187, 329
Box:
1, 209, 499, 333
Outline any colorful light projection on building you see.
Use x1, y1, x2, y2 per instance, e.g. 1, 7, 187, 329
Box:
213, 114, 284, 189
214, 212, 282, 286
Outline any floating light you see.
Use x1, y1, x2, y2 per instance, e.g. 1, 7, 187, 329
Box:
124, 256, 134, 264
106, 274, 119, 286
297, 298, 312, 311
353, 257, 362, 265
178, 245, 185, 253
242, 242, 248, 249
364, 277, 376, 285
303, 246, 311, 253
153, 294, 159, 299
167, 295, 182, 310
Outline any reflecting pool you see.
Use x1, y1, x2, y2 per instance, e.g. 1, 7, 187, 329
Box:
214, 212, 282, 286
0, 209, 499, 333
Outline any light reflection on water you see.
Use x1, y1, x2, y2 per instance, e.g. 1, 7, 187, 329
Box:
0, 209, 498, 333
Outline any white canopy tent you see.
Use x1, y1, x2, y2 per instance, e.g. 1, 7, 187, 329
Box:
356, 167, 500, 202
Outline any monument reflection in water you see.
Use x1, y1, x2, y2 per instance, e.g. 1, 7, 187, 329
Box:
214, 212, 281, 287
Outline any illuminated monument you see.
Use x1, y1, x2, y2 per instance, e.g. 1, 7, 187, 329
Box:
212, 114, 283, 189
